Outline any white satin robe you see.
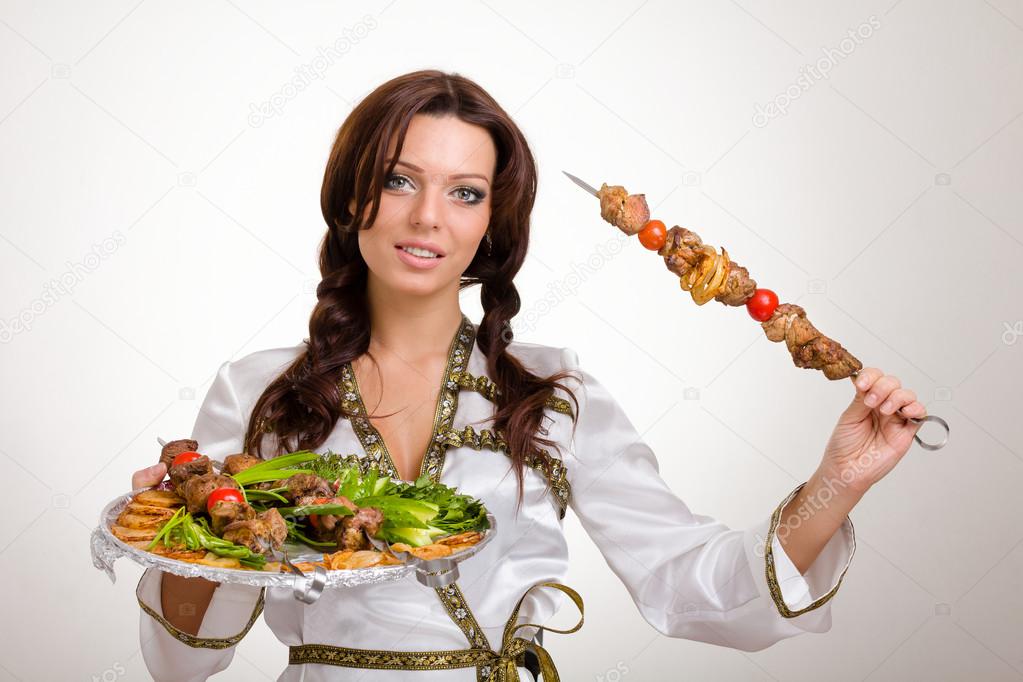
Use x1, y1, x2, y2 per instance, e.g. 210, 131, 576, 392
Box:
136, 326, 856, 681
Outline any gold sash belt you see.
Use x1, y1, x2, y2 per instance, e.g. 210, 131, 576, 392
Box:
289, 582, 584, 681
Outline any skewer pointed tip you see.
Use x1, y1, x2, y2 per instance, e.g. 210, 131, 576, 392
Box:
562, 170, 600, 198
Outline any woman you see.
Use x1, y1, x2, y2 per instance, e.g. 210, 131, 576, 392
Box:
130, 70, 926, 681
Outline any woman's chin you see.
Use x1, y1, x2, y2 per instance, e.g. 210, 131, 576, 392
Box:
384, 273, 449, 298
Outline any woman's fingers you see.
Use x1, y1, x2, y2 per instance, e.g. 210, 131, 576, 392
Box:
897, 399, 928, 419
879, 387, 915, 415
863, 374, 901, 408
853, 367, 883, 392
131, 462, 167, 490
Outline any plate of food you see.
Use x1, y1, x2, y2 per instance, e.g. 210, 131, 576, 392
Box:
91, 445, 495, 603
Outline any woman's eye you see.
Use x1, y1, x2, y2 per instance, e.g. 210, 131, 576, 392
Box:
384, 174, 412, 191
454, 187, 485, 205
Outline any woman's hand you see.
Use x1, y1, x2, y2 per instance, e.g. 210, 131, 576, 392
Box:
819, 367, 928, 495
131, 462, 167, 490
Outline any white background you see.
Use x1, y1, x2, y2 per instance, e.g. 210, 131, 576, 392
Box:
1, 1, 1022, 680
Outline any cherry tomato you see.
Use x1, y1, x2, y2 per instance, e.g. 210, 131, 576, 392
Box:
307, 497, 331, 530
206, 487, 244, 513
746, 288, 779, 322
638, 220, 667, 251
170, 451, 202, 468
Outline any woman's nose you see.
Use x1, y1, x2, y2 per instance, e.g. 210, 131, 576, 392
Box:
410, 183, 445, 228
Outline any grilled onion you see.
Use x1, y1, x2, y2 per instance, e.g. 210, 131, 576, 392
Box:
680, 245, 716, 292
693, 247, 730, 305
680, 245, 730, 305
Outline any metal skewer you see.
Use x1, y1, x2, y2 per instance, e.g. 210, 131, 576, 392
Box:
563, 171, 950, 451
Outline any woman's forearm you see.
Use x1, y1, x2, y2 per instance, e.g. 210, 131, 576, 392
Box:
775, 467, 865, 574
160, 572, 221, 635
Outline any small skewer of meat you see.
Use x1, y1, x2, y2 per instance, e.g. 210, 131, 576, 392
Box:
596, 182, 863, 380
159, 439, 198, 470
168, 455, 214, 491
180, 473, 240, 514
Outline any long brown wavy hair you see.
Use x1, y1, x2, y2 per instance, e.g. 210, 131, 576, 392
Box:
244, 69, 579, 500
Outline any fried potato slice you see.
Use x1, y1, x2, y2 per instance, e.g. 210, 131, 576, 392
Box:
116, 512, 171, 530
346, 550, 382, 569
436, 531, 482, 547
196, 553, 241, 569
378, 552, 402, 566
125, 539, 158, 550
328, 550, 355, 570
147, 544, 208, 562
447, 543, 478, 554
111, 524, 159, 542
132, 490, 185, 508
408, 544, 453, 561
123, 502, 178, 518
389, 542, 413, 554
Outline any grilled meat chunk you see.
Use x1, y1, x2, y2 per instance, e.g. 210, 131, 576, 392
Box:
761, 304, 862, 380
337, 506, 384, 551
598, 183, 650, 235
158, 439, 199, 470
209, 499, 256, 535
300, 495, 357, 535
180, 473, 240, 514
659, 226, 756, 307
222, 508, 288, 555
223, 453, 262, 476
169, 455, 214, 491
281, 473, 333, 502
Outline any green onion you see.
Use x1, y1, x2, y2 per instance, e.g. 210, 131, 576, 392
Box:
244, 489, 290, 504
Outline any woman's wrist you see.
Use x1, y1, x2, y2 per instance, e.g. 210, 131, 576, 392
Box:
775, 468, 864, 573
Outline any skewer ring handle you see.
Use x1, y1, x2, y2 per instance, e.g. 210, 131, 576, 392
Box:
905, 414, 949, 451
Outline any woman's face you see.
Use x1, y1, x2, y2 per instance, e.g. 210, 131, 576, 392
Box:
355, 113, 496, 299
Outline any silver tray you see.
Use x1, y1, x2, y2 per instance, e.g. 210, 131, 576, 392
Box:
91, 487, 496, 604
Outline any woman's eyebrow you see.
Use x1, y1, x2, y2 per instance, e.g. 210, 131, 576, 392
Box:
387, 158, 490, 186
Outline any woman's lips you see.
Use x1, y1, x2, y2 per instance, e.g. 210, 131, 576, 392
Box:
395, 245, 444, 270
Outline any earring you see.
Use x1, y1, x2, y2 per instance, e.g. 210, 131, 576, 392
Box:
484, 231, 493, 256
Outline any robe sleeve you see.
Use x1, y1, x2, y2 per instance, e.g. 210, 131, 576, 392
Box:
138, 359, 266, 681
559, 347, 856, 651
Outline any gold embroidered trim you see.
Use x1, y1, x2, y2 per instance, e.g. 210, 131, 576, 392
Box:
436, 583, 490, 650
436, 424, 571, 516
437, 423, 509, 452
764, 481, 857, 618
136, 575, 266, 650
338, 363, 399, 480
289, 582, 585, 681
289, 643, 490, 670
336, 314, 492, 674
450, 370, 575, 417
339, 313, 475, 482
